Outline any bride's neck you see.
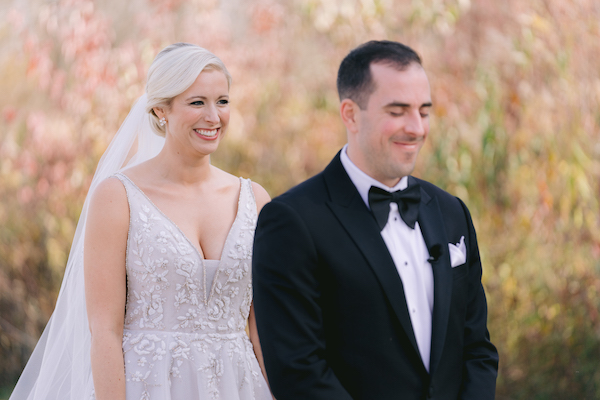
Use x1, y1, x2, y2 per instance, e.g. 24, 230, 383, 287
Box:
152, 146, 213, 186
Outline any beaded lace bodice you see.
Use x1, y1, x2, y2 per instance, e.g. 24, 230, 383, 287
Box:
110, 173, 269, 400
117, 173, 256, 335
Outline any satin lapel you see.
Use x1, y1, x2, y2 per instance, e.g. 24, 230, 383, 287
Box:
411, 176, 453, 376
322, 154, 420, 356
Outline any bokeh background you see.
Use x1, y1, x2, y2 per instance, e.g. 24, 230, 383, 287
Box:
1, 0, 599, 398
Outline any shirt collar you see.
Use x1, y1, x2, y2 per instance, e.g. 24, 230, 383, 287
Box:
340, 144, 408, 210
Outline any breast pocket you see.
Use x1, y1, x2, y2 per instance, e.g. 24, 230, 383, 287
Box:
452, 263, 468, 281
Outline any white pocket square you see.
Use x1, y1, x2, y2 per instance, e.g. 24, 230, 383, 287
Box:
448, 236, 466, 268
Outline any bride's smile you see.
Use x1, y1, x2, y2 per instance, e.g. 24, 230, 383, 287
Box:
194, 127, 219, 138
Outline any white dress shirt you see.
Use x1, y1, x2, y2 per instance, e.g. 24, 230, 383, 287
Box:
340, 145, 434, 371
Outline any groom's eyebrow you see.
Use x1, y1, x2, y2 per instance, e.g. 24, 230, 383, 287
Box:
386, 101, 433, 108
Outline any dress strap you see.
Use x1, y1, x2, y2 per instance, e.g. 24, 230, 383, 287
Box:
239, 177, 257, 219
112, 172, 131, 188
110, 172, 136, 209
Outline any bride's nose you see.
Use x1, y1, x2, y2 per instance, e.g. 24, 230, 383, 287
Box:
204, 105, 219, 123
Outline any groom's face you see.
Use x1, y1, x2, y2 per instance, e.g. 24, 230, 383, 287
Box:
349, 62, 431, 187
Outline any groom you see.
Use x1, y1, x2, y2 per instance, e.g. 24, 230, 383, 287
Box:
252, 40, 498, 399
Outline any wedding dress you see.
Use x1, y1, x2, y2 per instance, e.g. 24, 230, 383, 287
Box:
9, 94, 271, 400
108, 173, 270, 399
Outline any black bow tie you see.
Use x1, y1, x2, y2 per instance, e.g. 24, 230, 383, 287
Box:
368, 183, 421, 231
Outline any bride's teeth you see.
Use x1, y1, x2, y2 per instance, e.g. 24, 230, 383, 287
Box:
195, 129, 217, 137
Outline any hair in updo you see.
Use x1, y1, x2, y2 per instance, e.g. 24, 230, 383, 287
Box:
145, 43, 232, 136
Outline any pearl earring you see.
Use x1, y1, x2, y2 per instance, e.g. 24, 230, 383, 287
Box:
159, 117, 166, 127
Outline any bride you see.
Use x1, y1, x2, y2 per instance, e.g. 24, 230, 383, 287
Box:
10, 43, 273, 400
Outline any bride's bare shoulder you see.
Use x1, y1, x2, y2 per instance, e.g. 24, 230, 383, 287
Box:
88, 176, 129, 215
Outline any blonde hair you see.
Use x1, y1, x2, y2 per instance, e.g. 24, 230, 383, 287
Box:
145, 43, 232, 136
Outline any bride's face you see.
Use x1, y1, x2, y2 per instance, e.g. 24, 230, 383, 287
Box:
163, 69, 230, 156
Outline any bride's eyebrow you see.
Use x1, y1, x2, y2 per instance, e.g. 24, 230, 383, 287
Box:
185, 95, 229, 101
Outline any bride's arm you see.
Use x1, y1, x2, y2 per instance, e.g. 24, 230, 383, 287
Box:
84, 177, 129, 400
249, 304, 269, 380
249, 303, 276, 400
249, 182, 275, 398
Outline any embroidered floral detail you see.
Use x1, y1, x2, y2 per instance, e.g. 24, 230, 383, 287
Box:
110, 176, 268, 400
200, 352, 225, 399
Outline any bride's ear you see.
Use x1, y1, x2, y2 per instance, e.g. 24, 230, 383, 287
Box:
153, 107, 166, 119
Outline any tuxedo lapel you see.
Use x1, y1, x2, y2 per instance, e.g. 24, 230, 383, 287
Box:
410, 176, 453, 376
322, 154, 421, 357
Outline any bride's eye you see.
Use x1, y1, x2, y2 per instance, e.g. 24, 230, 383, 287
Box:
190, 100, 204, 106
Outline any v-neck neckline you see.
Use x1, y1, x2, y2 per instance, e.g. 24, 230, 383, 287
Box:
116, 172, 244, 304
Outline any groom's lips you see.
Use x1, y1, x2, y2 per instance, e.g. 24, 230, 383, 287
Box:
396, 142, 419, 149
392, 138, 423, 151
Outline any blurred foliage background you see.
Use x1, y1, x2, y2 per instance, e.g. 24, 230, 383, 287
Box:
0, 0, 599, 398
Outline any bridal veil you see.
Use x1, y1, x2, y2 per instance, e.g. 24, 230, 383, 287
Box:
9, 94, 165, 400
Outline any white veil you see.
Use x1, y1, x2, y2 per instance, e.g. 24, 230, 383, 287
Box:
9, 94, 165, 400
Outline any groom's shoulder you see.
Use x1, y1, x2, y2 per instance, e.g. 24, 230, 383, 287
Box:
272, 171, 328, 207
257, 172, 329, 226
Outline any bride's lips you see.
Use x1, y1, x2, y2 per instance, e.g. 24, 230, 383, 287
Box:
194, 127, 220, 141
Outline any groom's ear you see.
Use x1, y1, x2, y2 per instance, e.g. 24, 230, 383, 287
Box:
340, 98, 360, 134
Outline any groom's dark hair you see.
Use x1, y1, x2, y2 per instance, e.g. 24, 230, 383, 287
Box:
337, 40, 422, 109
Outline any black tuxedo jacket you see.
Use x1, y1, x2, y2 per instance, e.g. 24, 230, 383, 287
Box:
252, 152, 498, 400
